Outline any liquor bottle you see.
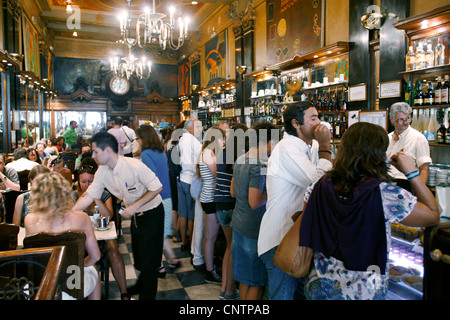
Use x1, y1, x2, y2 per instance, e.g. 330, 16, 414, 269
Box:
436, 120, 446, 144
328, 116, 334, 138
414, 81, 424, 106
340, 88, 348, 111
411, 109, 419, 130
404, 81, 412, 105
442, 75, 449, 105
427, 108, 439, 142
425, 43, 435, 68
435, 37, 445, 67
406, 46, 415, 71
425, 81, 435, 105
417, 109, 426, 133
415, 42, 425, 70
334, 115, 342, 139
333, 87, 339, 111
435, 77, 442, 105
316, 90, 322, 111
341, 115, 347, 135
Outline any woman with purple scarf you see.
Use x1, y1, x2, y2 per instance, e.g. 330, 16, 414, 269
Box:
300, 122, 439, 300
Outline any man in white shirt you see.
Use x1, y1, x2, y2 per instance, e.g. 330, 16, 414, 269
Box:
73, 131, 163, 300
6, 148, 39, 172
176, 119, 203, 268
121, 119, 137, 157
386, 102, 431, 192
258, 103, 332, 300
108, 116, 127, 156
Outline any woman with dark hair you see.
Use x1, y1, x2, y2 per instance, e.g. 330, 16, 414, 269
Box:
301, 122, 439, 300
27, 148, 41, 164
230, 120, 279, 300
136, 124, 180, 276
215, 122, 248, 299
72, 157, 129, 299
197, 127, 226, 284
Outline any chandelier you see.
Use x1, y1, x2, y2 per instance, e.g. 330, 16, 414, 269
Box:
120, 0, 190, 51
110, 46, 152, 80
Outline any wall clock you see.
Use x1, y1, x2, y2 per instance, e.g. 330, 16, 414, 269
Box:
109, 75, 130, 96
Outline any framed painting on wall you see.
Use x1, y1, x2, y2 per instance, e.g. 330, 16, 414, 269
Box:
204, 30, 227, 87
178, 60, 191, 96
266, 0, 323, 65
23, 16, 40, 78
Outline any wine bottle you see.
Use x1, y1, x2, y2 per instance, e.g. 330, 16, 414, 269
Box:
411, 109, 419, 131
435, 37, 445, 67
414, 81, 424, 106
417, 109, 426, 133
437, 120, 446, 144
435, 77, 442, 105
406, 46, 415, 71
425, 81, 435, 105
425, 43, 435, 68
442, 75, 449, 105
334, 115, 342, 139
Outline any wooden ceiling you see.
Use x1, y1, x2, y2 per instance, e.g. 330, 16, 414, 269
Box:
34, 0, 232, 58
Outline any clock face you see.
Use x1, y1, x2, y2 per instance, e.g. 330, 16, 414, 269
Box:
110, 76, 130, 95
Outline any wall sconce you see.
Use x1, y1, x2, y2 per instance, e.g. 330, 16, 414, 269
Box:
191, 84, 199, 92
236, 65, 247, 75
361, 12, 397, 30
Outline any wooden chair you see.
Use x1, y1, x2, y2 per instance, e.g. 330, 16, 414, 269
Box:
0, 246, 66, 300
17, 170, 30, 191
3, 190, 24, 224
23, 231, 86, 300
0, 223, 19, 251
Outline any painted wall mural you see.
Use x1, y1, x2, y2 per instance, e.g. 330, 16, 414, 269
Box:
266, 0, 323, 65
23, 16, 40, 78
204, 30, 227, 87
178, 60, 191, 96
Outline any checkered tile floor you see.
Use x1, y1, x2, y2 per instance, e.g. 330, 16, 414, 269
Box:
102, 218, 224, 300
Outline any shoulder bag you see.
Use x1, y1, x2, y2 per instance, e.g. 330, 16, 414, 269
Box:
273, 211, 313, 278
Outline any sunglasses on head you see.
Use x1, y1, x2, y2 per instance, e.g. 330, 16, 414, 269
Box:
78, 165, 96, 174
51, 156, 63, 165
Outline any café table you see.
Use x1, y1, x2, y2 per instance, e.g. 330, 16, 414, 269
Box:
17, 221, 117, 248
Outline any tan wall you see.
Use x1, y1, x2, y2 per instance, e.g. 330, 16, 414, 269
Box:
254, 0, 267, 71
325, 0, 349, 45
411, 0, 449, 16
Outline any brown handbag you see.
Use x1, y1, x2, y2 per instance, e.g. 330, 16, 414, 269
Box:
273, 211, 313, 278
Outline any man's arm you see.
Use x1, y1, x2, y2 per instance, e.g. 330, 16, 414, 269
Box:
120, 187, 162, 218
73, 192, 95, 211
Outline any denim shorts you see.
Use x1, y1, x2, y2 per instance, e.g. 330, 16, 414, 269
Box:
232, 229, 268, 287
217, 209, 233, 227
177, 180, 194, 220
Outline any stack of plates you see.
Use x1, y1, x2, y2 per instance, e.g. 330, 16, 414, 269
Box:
436, 169, 448, 186
427, 167, 437, 186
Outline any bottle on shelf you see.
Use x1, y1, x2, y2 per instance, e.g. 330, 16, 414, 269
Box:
404, 81, 412, 105
446, 119, 450, 145
334, 115, 342, 139
406, 45, 415, 71
425, 43, 435, 68
316, 90, 322, 111
436, 117, 446, 144
435, 76, 442, 105
411, 109, 419, 131
442, 75, 449, 105
417, 108, 426, 133
414, 42, 425, 70
414, 81, 424, 106
435, 37, 445, 67
425, 81, 435, 105
426, 108, 439, 142
340, 88, 348, 111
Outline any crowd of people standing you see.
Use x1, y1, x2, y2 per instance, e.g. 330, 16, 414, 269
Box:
4, 100, 440, 300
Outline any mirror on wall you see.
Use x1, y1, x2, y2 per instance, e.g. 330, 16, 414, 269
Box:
55, 111, 107, 141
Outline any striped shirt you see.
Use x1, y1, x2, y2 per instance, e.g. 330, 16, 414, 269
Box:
214, 149, 235, 209
199, 151, 216, 203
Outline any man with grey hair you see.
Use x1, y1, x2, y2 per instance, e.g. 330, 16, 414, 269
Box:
177, 118, 204, 269
386, 102, 431, 192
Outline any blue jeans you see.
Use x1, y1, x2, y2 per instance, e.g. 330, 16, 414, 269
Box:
260, 246, 305, 300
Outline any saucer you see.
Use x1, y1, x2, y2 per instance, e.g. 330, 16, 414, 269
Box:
95, 225, 110, 231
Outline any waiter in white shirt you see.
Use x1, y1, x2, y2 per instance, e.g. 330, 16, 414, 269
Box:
258, 103, 332, 300
386, 102, 432, 192
73, 131, 163, 300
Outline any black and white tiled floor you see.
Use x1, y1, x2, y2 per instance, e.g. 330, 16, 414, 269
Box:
102, 217, 225, 300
